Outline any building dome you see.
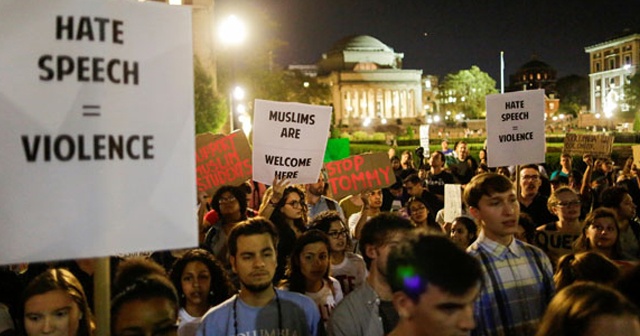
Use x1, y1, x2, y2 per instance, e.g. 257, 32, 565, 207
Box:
318, 35, 403, 75
327, 35, 394, 54
508, 55, 557, 94
518, 56, 553, 72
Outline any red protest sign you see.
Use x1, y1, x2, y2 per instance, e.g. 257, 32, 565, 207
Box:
195, 131, 252, 196
325, 152, 396, 200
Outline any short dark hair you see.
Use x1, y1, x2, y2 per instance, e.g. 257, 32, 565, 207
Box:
452, 216, 478, 241
432, 150, 444, 161
112, 257, 167, 294
600, 186, 629, 209
403, 173, 422, 185
228, 217, 279, 257
388, 234, 482, 301
359, 213, 414, 268
111, 275, 178, 331
454, 140, 467, 150
463, 173, 514, 209
169, 248, 235, 307
518, 164, 540, 173
111, 259, 179, 332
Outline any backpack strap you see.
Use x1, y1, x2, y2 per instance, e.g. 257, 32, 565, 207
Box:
326, 198, 336, 211
524, 244, 553, 301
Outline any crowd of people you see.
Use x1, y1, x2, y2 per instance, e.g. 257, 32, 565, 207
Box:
2, 139, 640, 336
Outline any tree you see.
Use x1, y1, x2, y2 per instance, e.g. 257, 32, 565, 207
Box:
623, 72, 640, 130
438, 66, 498, 119
194, 57, 227, 134
216, 9, 330, 120
556, 75, 589, 117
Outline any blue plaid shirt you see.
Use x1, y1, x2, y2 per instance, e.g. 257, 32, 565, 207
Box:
467, 232, 555, 336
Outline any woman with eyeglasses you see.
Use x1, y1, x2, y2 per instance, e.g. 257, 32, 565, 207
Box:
269, 185, 308, 283
202, 185, 254, 262
405, 197, 443, 235
573, 207, 624, 261
310, 210, 367, 295
535, 186, 584, 267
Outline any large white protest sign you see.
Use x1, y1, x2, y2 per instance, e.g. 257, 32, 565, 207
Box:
486, 90, 545, 167
0, 0, 196, 265
252, 99, 332, 184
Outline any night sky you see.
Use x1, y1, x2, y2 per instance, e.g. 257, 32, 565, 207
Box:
217, 0, 640, 84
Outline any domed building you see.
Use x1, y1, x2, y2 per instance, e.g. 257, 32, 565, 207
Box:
507, 55, 560, 118
508, 55, 557, 94
317, 35, 423, 127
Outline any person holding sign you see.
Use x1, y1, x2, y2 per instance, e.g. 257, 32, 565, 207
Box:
348, 189, 384, 240
534, 187, 583, 267
305, 171, 345, 223
203, 185, 254, 266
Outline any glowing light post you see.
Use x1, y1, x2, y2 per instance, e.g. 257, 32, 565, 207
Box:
218, 15, 247, 132
229, 86, 245, 132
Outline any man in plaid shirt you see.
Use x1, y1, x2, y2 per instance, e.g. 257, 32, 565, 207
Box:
464, 173, 554, 336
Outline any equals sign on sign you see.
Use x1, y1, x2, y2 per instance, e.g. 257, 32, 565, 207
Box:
82, 105, 101, 117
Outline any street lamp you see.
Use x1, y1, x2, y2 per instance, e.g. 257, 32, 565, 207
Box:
229, 86, 245, 132
218, 15, 247, 46
219, 15, 247, 133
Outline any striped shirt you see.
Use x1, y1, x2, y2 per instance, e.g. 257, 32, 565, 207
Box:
467, 232, 555, 336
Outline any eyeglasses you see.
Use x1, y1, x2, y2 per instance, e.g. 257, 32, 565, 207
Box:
218, 196, 237, 204
410, 206, 427, 213
285, 200, 303, 208
590, 224, 616, 233
327, 229, 349, 239
556, 200, 581, 207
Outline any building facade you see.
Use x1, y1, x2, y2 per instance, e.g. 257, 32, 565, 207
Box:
585, 31, 640, 116
317, 35, 423, 127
